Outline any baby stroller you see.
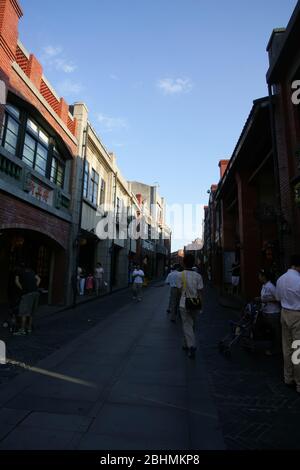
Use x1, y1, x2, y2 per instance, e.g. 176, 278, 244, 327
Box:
218, 301, 265, 357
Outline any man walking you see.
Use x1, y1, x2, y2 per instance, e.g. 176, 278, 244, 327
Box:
165, 265, 180, 322
176, 254, 204, 359
15, 263, 41, 335
132, 264, 145, 301
276, 255, 300, 393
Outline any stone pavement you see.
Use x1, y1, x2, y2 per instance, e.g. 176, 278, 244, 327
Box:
200, 286, 300, 450
0, 284, 225, 450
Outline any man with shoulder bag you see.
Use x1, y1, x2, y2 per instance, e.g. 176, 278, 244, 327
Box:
176, 254, 204, 358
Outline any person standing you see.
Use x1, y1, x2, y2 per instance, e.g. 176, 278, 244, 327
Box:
79, 268, 86, 296
176, 254, 204, 359
258, 269, 281, 355
132, 264, 145, 301
230, 261, 240, 295
85, 273, 94, 295
94, 262, 104, 296
165, 265, 180, 322
15, 263, 40, 335
276, 255, 300, 393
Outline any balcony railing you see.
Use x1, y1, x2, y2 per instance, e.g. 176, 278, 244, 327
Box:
0, 145, 71, 213
0, 152, 22, 181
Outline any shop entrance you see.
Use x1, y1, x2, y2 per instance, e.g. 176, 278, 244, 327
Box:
0, 228, 67, 311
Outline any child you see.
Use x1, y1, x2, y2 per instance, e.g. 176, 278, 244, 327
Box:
85, 273, 94, 295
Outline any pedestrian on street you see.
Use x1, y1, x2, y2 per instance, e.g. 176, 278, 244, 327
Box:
258, 269, 281, 356
165, 265, 180, 322
86, 273, 94, 295
94, 262, 104, 296
79, 267, 86, 296
276, 254, 300, 393
14, 263, 41, 335
230, 261, 240, 295
77, 266, 83, 295
176, 253, 204, 359
132, 264, 145, 301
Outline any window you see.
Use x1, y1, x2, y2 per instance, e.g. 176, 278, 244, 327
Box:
100, 179, 106, 205
22, 118, 49, 176
116, 197, 121, 224
1, 103, 68, 191
83, 161, 89, 198
90, 168, 99, 205
51, 147, 65, 188
1, 105, 20, 156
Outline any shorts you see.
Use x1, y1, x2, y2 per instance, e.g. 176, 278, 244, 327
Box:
18, 292, 40, 317
232, 276, 240, 287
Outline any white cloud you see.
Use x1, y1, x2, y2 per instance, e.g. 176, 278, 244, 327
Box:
57, 79, 83, 96
43, 45, 62, 57
97, 113, 128, 133
42, 45, 76, 74
157, 78, 193, 95
109, 74, 119, 81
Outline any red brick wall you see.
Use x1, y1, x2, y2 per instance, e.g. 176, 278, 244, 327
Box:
0, 0, 77, 156
0, 191, 70, 250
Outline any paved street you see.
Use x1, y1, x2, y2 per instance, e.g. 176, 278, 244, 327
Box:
0, 284, 299, 450
0, 284, 224, 450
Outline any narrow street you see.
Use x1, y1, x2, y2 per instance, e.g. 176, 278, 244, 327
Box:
0, 284, 299, 450
0, 284, 224, 450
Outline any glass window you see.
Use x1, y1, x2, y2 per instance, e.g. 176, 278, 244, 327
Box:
35, 144, 48, 176
51, 153, 65, 188
83, 161, 89, 198
1, 106, 20, 156
22, 134, 36, 168
22, 118, 50, 177
100, 179, 106, 205
90, 169, 99, 205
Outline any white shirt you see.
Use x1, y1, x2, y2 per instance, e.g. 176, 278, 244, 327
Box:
176, 270, 204, 309
132, 269, 144, 284
165, 271, 179, 288
261, 281, 280, 314
94, 267, 104, 279
276, 269, 300, 311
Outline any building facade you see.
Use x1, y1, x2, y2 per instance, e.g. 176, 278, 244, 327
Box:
266, 2, 300, 268
0, 0, 77, 307
203, 1, 300, 300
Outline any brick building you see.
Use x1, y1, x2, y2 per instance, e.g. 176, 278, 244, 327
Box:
209, 98, 279, 300
0, 0, 77, 307
203, 1, 300, 300
266, 1, 300, 268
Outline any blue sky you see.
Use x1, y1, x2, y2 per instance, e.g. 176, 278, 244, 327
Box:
19, 0, 297, 250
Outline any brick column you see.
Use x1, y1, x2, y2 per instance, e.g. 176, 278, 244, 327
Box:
26, 54, 43, 90
0, 0, 23, 61
236, 171, 261, 299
